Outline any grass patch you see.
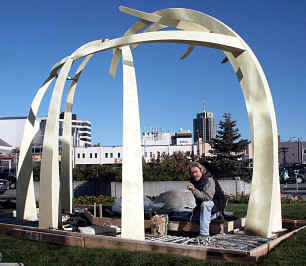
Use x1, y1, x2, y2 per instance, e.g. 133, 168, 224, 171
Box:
0, 232, 236, 266
281, 203, 306, 220
258, 228, 306, 265
226, 203, 247, 218
225, 202, 306, 220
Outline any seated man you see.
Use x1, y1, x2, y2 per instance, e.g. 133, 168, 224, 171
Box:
187, 162, 215, 239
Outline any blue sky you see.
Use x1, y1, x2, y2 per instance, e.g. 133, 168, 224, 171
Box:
1, 0, 305, 145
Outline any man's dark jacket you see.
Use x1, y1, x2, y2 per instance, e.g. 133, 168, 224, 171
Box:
190, 171, 215, 206
191, 171, 226, 214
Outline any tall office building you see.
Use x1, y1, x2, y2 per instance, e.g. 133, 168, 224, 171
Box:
59, 113, 92, 147
193, 112, 217, 143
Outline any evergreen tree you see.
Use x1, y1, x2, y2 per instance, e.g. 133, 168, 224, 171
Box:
201, 113, 252, 181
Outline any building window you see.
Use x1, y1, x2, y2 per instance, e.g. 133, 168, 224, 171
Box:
144, 152, 147, 158
118, 152, 120, 158
82, 153, 85, 158
95, 153, 98, 158
110, 153, 113, 158
105, 153, 108, 158
77, 153, 80, 158
150, 152, 153, 158
90, 153, 92, 158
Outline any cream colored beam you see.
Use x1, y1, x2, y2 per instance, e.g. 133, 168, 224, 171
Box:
61, 55, 93, 213
50, 40, 106, 76
120, 6, 210, 32
226, 49, 282, 236
71, 31, 244, 62
110, 6, 209, 76
16, 76, 55, 221
51, 31, 243, 77
120, 6, 161, 23
39, 58, 74, 229
121, 45, 144, 240
110, 48, 122, 78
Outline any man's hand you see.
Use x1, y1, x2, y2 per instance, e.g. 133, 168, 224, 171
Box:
187, 183, 195, 191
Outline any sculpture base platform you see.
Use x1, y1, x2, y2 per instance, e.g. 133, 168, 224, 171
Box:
0, 213, 305, 263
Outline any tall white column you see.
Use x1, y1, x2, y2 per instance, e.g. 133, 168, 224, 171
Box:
61, 55, 93, 213
121, 45, 144, 240
39, 58, 73, 229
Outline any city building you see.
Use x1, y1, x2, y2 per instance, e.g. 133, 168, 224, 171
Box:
59, 113, 92, 147
141, 128, 194, 163
0, 114, 92, 165
0, 138, 13, 155
193, 111, 217, 144
279, 138, 306, 166
193, 111, 217, 157
0, 116, 37, 148
74, 128, 198, 165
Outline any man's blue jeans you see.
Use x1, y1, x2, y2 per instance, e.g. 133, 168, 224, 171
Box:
200, 200, 214, 235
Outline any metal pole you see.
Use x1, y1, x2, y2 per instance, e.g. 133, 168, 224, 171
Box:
295, 171, 299, 193
297, 138, 300, 164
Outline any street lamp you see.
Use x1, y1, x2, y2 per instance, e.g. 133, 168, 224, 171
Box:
290, 137, 303, 164
279, 147, 288, 166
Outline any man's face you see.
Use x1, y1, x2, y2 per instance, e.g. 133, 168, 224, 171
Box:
191, 167, 202, 181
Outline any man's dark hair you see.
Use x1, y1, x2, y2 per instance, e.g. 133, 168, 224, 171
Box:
188, 162, 207, 176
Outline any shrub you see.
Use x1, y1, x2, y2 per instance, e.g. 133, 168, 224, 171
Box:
74, 194, 115, 205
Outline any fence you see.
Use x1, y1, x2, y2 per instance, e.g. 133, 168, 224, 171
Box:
32, 179, 250, 200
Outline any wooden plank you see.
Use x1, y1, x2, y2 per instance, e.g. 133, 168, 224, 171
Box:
234, 217, 246, 228
84, 209, 244, 234
224, 221, 234, 232
8, 228, 84, 247
247, 243, 269, 258
249, 225, 306, 258
282, 219, 306, 227
268, 225, 306, 250
0, 222, 85, 238
167, 221, 199, 232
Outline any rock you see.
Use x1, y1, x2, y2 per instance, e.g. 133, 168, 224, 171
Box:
79, 225, 119, 235
154, 189, 196, 211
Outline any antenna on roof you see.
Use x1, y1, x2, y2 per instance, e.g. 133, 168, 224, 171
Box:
202, 97, 206, 113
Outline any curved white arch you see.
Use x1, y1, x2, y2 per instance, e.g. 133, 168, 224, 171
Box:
60, 54, 94, 213
16, 76, 56, 221
39, 58, 74, 228
50, 31, 244, 74
121, 45, 144, 240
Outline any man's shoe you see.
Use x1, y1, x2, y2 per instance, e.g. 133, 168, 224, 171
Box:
196, 234, 209, 241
